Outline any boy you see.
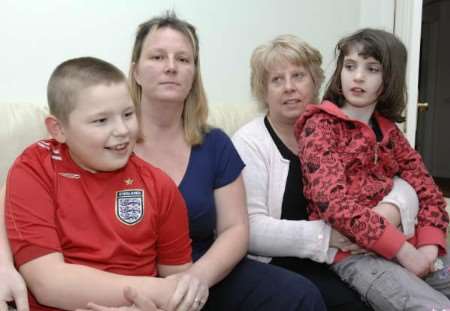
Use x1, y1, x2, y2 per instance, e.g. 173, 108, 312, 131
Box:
5, 57, 192, 311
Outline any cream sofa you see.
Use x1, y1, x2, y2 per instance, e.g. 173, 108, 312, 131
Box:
0, 102, 261, 184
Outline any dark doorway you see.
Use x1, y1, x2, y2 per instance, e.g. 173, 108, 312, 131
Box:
417, 0, 450, 195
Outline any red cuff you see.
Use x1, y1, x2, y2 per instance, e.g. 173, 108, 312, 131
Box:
415, 226, 447, 256
370, 223, 406, 259
157, 249, 192, 266
14, 244, 59, 268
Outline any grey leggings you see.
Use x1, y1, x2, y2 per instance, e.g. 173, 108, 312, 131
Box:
332, 253, 450, 311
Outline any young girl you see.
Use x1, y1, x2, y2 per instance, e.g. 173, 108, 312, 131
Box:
295, 28, 450, 310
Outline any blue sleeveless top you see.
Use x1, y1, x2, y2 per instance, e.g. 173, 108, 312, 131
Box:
178, 128, 245, 260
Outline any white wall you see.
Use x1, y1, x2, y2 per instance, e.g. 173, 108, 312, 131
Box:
360, 0, 395, 32
394, 0, 423, 144
0, 0, 394, 107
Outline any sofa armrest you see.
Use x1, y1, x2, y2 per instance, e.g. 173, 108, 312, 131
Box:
0, 103, 48, 184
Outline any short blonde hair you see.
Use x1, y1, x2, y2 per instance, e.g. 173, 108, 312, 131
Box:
129, 11, 209, 146
250, 34, 324, 110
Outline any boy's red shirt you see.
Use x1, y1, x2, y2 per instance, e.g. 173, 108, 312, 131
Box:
6, 139, 192, 311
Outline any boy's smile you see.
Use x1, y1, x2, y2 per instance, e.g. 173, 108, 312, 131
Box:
54, 82, 138, 172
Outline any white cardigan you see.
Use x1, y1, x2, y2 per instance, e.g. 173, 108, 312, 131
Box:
232, 116, 418, 264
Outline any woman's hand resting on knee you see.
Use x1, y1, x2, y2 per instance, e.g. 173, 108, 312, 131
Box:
330, 229, 365, 254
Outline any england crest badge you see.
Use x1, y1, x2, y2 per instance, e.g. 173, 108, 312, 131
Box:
116, 190, 144, 225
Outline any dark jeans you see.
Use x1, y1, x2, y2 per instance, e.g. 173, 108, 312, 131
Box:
202, 257, 326, 311
271, 256, 373, 311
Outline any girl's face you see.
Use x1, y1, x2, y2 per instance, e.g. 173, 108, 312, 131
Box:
133, 27, 195, 104
265, 60, 315, 125
340, 46, 383, 111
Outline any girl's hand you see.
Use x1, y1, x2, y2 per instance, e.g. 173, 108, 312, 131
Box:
76, 287, 162, 311
396, 242, 431, 277
0, 265, 29, 311
417, 245, 439, 271
164, 273, 208, 311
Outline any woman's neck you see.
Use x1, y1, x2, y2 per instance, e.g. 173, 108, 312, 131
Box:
138, 98, 185, 141
267, 114, 298, 154
135, 98, 190, 185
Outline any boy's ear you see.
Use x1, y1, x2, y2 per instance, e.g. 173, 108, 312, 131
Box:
45, 115, 66, 143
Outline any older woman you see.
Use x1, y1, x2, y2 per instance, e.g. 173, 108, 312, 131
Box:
232, 34, 419, 311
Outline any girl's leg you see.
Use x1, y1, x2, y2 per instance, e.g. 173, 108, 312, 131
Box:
333, 254, 450, 311
425, 251, 450, 298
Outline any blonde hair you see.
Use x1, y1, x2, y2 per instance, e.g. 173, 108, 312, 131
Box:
129, 11, 209, 145
47, 57, 126, 123
250, 34, 324, 110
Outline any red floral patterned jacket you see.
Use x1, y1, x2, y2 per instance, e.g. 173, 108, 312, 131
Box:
295, 101, 448, 261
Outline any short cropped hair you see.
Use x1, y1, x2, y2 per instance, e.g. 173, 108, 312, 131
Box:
47, 56, 126, 123
323, 28, 407, 123
129, 11, 209, 146
250, 34, 325, 110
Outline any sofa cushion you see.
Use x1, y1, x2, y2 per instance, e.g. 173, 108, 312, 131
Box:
208, 103, 261, 136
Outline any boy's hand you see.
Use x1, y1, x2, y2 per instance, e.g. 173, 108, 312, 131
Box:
0, 266, 29, 311
76, 287, 162, 311
164, 273, 208, 311
396, 242, 431, 277
417, 245, 439, 271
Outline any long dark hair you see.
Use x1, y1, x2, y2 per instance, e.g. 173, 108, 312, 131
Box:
323, 28, 407, 122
